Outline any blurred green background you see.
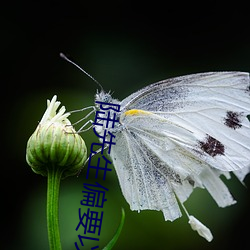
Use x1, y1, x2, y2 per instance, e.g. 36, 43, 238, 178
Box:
2, 2, 250, 250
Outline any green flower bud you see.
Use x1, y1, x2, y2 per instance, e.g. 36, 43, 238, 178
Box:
26, 95, 87, 178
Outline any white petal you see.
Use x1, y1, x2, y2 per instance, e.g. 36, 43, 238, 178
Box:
188, 215, 213, 242
40, 95, 71, 125
40, 95, 57, 123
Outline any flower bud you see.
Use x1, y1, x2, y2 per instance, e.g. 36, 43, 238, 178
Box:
26, 95, 87, 178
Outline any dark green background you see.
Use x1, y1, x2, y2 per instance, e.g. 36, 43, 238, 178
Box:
2, 2, 250, 249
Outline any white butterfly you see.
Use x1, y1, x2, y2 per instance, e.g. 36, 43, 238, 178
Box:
93, 72, 250, 241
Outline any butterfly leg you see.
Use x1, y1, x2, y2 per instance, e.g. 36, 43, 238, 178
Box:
69, 106, 96, 132
76, 119, 94, 133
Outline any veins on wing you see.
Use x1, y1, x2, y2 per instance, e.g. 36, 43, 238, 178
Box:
129, 131, 182, 185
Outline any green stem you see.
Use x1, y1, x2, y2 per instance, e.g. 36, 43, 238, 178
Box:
47, 165, 63, 250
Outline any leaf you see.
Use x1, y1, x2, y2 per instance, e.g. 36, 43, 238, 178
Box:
102, 208, 125, 250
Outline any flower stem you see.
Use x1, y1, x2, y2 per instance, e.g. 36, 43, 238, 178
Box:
47, 165, 63, 250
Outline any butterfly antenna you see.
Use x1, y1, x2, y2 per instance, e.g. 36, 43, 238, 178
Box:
60, 53, 104, 91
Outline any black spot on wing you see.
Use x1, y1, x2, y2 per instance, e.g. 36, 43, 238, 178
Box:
224, 111, 243, 130
199, 135, 225, 157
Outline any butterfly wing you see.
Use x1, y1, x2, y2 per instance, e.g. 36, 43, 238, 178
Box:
111, 111, 237, 221
109, 72, 250, 221
120, 72, 250, 173
110, 126, 183, 221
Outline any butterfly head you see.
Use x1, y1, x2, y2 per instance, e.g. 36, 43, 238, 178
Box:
95, 89, 120, 106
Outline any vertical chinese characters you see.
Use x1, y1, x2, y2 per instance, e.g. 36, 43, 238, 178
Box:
75, 101, 120, 250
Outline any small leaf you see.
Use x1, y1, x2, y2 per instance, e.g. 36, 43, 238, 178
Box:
103, 208, 125, 250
